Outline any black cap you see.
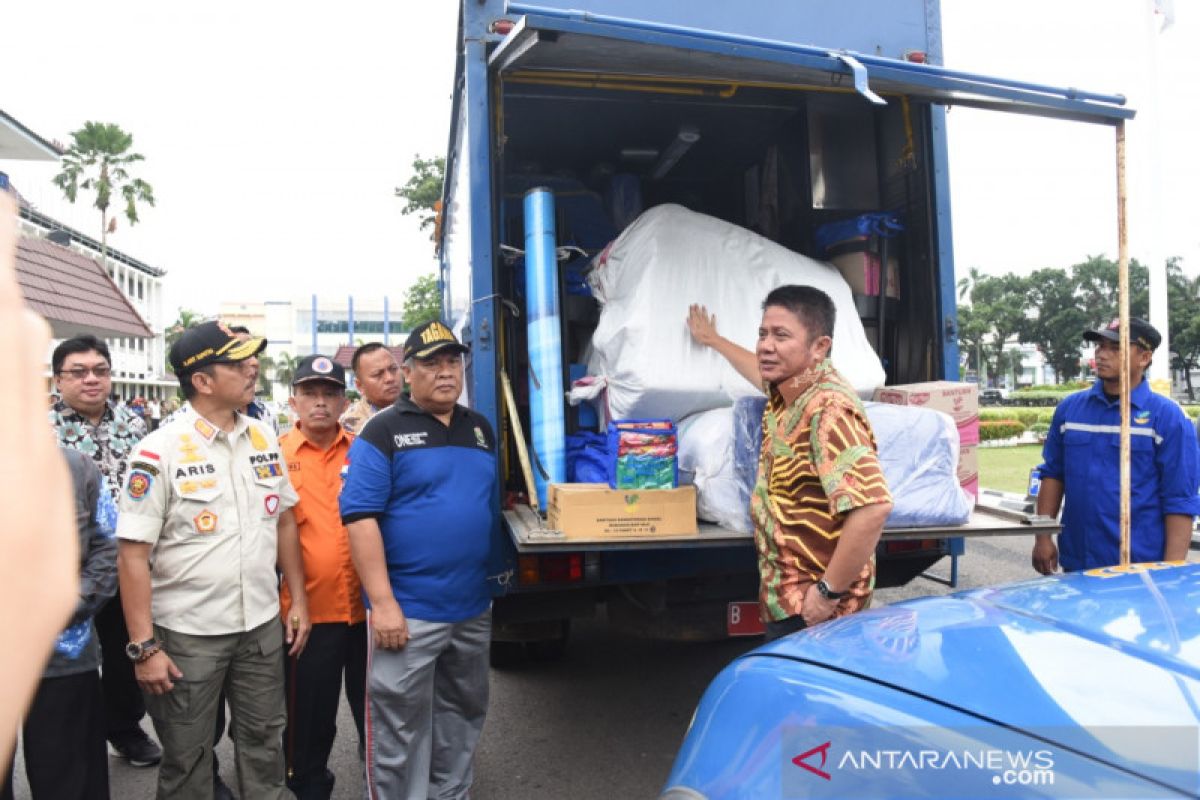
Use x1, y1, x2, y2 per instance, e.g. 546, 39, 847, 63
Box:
1083, 317, 1162, 351
169, 321, 266, 375
292, 354, 346, 387
403, 321, 469, 361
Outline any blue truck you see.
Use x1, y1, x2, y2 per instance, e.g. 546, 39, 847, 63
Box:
436, 0, 1129, 659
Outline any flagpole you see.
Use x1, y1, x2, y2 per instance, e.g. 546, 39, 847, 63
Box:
1144, 0, 1172, 394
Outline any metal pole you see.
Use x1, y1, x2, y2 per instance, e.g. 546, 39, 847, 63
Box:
1116, 121, 1131, 566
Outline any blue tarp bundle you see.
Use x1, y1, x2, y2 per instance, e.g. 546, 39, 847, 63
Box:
731, 396, 971, 530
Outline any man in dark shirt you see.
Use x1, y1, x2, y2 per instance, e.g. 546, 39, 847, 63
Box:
341, 321, 497, 800
48, 335, 161, 768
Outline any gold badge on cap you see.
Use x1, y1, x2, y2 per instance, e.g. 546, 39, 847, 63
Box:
419, 322, 455, 345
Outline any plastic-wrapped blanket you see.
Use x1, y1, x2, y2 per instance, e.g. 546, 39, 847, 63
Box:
578, 204, 885, 424
677, 408, 744, 530
723, 396, 972, 531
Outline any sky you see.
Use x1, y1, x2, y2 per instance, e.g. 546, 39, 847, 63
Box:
2, 0, 1196, 322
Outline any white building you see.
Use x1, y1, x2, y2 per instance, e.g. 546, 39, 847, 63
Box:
220, 296, 408, 399
2, 109, 171, 400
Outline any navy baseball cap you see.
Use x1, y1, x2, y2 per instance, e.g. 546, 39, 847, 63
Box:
403, 321, 469, 361
292, 354, 346, 387
1083, 317, 1162, 351
169, 321, 266, 375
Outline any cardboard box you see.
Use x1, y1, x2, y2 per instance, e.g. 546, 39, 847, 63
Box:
548, 483, 698, 539
830, 251, 900, 299
958, 444, 979, 499
873, 382, 979, 433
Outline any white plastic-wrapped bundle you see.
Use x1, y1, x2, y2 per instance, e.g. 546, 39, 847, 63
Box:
580, 204, 885, 423
677, 407, 747, 532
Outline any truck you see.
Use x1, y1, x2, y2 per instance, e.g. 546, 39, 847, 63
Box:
435, 0, 1129, 660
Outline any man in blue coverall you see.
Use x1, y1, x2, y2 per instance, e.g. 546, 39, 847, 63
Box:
1033, 317, 1200, 573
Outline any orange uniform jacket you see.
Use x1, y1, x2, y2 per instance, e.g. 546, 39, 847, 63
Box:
279, 425, 365, 624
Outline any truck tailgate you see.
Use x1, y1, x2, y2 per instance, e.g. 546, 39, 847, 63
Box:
503, 501, 1059, 553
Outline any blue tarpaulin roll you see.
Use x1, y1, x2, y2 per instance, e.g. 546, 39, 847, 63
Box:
524, 188, 567, 508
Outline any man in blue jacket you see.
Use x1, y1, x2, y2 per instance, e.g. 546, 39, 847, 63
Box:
341, 321, 497, 800
1033, 317, 1200, 573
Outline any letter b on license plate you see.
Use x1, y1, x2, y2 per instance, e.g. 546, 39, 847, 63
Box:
727, 601, 765, 637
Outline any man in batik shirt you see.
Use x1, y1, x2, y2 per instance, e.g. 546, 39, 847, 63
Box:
687, 286, 893, 640
48, 335, 162, 767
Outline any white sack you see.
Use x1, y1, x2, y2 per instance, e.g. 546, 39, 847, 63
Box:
676, 407, 745, 530
585, 204, 885, 423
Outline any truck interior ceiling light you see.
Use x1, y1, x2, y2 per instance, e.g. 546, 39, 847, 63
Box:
620, 147, 659, 162
650, 125, 701, 180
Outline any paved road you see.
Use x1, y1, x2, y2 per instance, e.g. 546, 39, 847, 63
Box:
19, 535, 1191, 799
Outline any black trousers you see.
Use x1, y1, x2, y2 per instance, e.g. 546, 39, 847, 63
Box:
94, 592, 146, 739
1, 670, 109, 800
764, 614, 808, 642
284, 621, 367, 800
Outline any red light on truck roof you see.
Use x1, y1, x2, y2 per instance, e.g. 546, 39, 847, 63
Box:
904, 50, 928, 64
490, 19, 516, 36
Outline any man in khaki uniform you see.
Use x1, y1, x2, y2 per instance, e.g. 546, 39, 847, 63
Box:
116, 321, 311, 800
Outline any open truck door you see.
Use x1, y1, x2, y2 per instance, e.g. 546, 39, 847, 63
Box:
440, 0, 1134, 656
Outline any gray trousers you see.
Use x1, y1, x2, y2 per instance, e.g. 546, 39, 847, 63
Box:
365, 607, 491, 800
145, 619, 288, 800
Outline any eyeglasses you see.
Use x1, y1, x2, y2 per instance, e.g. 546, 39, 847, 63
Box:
57, 365, 112, 380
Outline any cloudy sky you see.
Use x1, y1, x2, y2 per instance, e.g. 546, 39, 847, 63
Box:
2, 0, 1195, 320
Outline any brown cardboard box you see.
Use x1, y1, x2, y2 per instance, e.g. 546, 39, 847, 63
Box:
548, 483, 698, 539
873, 381, 979, 437
958, 444, 979, 498
830, 251, 900, 299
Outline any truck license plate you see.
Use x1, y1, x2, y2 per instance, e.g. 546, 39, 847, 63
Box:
727, 602, 765, 637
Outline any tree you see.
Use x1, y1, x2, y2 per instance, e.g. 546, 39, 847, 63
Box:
273, 352, 300, 388
1166, 258, 1200, 399
256, 353, 277, 395
402, 273, 442, 329
956, 303, 989, 382
164, 309, 204, 373
1072, 255, 1149, 330
964, 272, 1029, 385
394, 155, 445, 233
52, 122, 155, 268
1022, 267, 1088, 383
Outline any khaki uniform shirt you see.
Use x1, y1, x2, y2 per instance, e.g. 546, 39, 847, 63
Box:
339, 397, 381, 436
751, 359, 892, 622
116, 404, 299, 635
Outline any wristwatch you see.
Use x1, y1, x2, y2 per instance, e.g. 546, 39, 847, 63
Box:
816, 578, 847, 601
125, 637, 161, 663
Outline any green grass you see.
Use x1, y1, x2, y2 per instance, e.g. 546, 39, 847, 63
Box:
977, 444, 1042, 494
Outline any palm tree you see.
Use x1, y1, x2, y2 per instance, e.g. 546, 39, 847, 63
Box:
274, 352, 300, 387
957, 266, 983, 301
164, 309, 205, 373
256, 353, 277, 396
52, 122, 155, 269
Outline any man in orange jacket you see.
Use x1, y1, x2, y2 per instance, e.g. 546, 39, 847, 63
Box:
279, 355, 366, 800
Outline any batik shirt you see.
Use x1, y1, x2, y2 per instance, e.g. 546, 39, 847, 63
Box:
750, 359, 892, 622
50, 399, 148, 504
339, 397, 382, 436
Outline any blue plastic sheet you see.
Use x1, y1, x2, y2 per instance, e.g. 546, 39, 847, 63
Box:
732, 396, 971, 530
813, 212, 904, 257
566, 432, 608, 484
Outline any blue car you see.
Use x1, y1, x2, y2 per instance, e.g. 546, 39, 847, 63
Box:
662, 562, 1200, 799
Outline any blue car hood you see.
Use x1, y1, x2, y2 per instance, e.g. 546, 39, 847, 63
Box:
755, 563, 1200, 732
